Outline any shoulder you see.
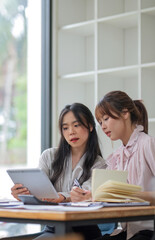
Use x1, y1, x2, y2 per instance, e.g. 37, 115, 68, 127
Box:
41, 147, 57, 156
92, 155, 107, 169
39, 148, 58, 176
141, 133, 155, 151
138, 132, 155, 147
39, 147, 58, 171
40, 147, 58, 161
137, 133, 155, 168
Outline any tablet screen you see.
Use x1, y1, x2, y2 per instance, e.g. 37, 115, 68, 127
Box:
7, 168, 59, 199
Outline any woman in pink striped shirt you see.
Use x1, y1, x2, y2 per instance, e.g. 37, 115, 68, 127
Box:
95, 90, 155, 240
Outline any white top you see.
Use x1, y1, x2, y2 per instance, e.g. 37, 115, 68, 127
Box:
39, 147, 106, 199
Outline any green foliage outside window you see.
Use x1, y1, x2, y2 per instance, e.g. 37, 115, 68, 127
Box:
0, 0, 28, 164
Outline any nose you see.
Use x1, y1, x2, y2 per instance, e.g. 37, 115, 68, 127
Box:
69, 126, 75, 135
101, 121, 106, 131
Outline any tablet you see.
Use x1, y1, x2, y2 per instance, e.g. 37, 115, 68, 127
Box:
7, 168, 59, 199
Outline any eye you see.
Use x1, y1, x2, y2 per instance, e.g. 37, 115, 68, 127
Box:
62, 127, 68, 131
104, 117, 109, 121
74, 123, 80, 127
103, 115, 109, 121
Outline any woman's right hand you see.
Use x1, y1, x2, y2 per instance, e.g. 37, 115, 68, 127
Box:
70, 186, 92, 202
11, 184, 30, 201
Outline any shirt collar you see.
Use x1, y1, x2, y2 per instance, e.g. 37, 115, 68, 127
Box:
125, 125, 144, 148
115, 125, 143, 170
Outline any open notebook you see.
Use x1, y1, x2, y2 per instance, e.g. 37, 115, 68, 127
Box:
92, 169, 148, 203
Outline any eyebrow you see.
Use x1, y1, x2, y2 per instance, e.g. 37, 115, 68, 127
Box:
62, 120, 79, 126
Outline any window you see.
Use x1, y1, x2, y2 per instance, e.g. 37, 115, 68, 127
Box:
0, 0, 41, 237
0, 0, 28, 166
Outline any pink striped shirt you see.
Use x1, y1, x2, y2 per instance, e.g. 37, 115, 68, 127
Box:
107, 125, 155, 239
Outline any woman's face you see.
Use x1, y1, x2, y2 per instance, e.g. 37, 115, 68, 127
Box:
98, 112, 127, 142
62, 111, 90, 151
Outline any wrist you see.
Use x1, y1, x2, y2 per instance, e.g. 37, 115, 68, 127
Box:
59, 193, 67, 202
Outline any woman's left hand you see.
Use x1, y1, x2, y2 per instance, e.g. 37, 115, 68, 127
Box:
70, 186, 92, 202
42, 193, 66, 203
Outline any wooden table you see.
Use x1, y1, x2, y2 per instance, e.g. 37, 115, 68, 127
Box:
0, 206, 155, 235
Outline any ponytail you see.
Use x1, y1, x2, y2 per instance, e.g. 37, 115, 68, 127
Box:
133, 100, 148, 134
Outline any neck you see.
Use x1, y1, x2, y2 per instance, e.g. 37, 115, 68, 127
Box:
122, 124, 136, 146
71, 146, 86, 169
71, 146, 86, 159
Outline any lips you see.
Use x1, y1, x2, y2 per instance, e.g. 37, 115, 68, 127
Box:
71, 138, 79, 142
105, 131, 111, 137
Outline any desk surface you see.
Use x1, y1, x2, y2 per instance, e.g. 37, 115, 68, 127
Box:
0, 206, 155, 235
0, 206, 155, 221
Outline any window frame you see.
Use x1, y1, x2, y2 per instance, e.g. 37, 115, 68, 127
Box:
41, 0, 53, 152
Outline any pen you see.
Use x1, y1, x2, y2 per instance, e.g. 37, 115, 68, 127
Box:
73, 178, 86, 195
73, 178, 82, 189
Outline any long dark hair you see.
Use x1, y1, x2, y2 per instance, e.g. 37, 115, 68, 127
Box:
51, 103, 102, 185
95, 91, 148, 134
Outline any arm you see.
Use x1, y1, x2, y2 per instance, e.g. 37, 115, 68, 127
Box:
42, 193, 67, 203
133, 137, 155, 205
134, 191, 155, 206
